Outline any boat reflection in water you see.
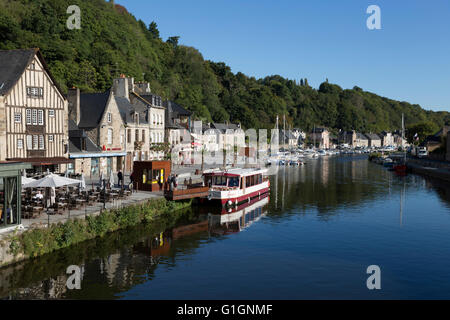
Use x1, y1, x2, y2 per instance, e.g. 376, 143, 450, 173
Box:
208, 194, 269, 235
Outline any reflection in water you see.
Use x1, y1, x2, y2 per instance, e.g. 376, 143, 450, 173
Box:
209, 195, 269, 234
1, 155, 450, 299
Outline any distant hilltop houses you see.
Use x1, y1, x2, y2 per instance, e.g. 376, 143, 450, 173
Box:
1, 48, 448, 176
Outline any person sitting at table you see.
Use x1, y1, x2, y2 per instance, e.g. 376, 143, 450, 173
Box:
33, 191, 44, 200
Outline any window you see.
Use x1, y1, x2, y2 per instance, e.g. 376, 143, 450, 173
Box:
39, 135, 44, 150
26, 109, 31, 125
107, 129, 113, 145
38, 110, 44, 125
32, 109, 37, 125
17, 139, 23, 149
48, 135, 54, 143
14, 113, 21, 123
142, 130, 145, 143
26, 135, 32, 150
127, 129, 131, 143
30, 63, 35, 70
107, 113, 112, 123
32, 135, 38, 150
152, 114, 156, 124
48, 110, 55, 117
26, 87, 43, 98
135, 129, 139, 142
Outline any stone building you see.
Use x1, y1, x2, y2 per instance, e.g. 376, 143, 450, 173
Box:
0, 48, 70, 173
365, 133, 381, 148
379, 131, 394, 147
310, 127, 330, 149
67, 88, 126, 176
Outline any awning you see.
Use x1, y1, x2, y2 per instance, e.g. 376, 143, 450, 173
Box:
7, 157, 74, 166
69, 152, 127, 159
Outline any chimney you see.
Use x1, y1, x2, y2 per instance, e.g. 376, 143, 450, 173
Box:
68, 87, 80, 125
134, 82, 151, 94
128, 77, 134, 93
112, 76, 129, 100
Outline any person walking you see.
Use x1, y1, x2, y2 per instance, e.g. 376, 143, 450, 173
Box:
129, 171, 134, 191
117, 170, 123, 189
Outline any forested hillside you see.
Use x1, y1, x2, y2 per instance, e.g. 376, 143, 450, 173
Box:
1, 0, 448, 133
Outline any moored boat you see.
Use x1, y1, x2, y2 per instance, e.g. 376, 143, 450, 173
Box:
203, 167, 270, 207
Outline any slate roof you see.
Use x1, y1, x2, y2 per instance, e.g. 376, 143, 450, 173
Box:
356, 133, 368, 140
140, 93, 164, 108
68, 120, 101, 153
115, 96, 148, 125
0, 48, 64, 97
0, 49, 36, 95
165, 100, 192, 117
365, 133, 381, 140
212, 123, 240, 133
78, 91, 111, 128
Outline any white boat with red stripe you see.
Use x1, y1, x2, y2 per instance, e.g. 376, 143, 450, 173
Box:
203, 167, 270, 207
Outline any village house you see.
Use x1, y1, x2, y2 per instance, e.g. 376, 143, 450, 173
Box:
210, 122, 245, 151
0, 48, 71, 174
339, 130, 356, 147
392, 131, 408, 149
422, 126, 450, 153
379, 131, 394, 147
365, 133, 381, 148
355, 133, 369, 148
310, 127, 330, 149
164, 100, 193, 164
67, 88, 126, 176
129, 81, 166, 163
280, 130, 298, 149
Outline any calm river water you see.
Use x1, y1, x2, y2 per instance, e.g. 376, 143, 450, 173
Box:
1, 155, 450, 299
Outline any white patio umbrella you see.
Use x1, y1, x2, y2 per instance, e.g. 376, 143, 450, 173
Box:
109, 169, 115, 188
23, 173, 82, 188
21, 172, 35, 186
79, 174, 86, 190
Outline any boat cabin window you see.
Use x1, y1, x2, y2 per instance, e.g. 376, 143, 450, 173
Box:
245, 174, 262, 187
228, 177, 239, 188
213, 176, 227, 186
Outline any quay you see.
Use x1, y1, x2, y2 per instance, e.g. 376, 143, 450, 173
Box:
407, 158, 450, 183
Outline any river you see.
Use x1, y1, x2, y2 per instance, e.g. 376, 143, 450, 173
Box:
1, 155, 450, 299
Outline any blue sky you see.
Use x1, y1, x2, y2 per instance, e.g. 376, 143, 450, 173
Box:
117, 0, 450, 112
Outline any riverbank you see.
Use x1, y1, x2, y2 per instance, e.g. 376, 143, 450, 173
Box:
0, 197, 192, 268
407, 162, 450, 183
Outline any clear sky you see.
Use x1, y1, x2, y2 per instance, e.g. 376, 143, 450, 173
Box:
117, 0, 450, 112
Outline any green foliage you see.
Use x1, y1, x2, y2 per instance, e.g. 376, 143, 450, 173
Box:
10, 198, 192, 259
0, 0, 447, 132
406, 121, 439, 144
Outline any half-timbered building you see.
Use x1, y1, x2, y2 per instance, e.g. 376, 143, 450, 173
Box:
0, 48, 70, 173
